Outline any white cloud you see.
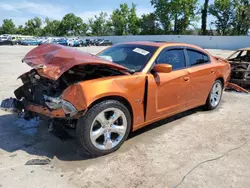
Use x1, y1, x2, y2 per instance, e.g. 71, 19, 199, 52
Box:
0, 1, 66, 20
0, 4, 19, 12
0, 1, 154, 26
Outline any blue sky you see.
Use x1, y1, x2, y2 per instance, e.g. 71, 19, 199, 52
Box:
0, 0, 213, 27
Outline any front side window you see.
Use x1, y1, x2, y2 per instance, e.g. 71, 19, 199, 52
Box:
156, 49, 186, 70
98, 44, 158, 72
187, 50, 209, 66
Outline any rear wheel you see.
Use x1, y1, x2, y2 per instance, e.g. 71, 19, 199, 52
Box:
205, 80, 223, 110
76, 100, 131, 156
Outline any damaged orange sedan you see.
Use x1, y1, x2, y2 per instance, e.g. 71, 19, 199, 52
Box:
1, 42, 230, 156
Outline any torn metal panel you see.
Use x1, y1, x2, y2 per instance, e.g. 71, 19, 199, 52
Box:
226, 82, 250, 94
22, 44, 129, 80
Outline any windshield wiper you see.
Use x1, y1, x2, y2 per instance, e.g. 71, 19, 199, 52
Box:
124, 69, 136, 74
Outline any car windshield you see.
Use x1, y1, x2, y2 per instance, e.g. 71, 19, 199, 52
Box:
97, 44, 158, 72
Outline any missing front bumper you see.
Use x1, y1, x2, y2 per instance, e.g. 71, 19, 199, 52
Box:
1, 98, 66, 118
1, 98, 84, 119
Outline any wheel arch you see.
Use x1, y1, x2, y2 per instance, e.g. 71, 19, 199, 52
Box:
87, 95, 134, 132
216, 77, 225, 88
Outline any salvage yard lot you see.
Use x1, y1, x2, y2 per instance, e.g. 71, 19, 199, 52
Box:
0, 46, 249, 188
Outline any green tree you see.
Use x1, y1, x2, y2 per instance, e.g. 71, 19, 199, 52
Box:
1, 19, 16, 34
231, 0, 250, 35
16, 25, 24, 34
111, 3, 130, 35
209, 0, 234, 35
59, 13, 88, 36
151, 0, 198, 34
128, 3, 140, 35
201, 0, 209, 35
111, 3, 140, 35
42, 18, 61, 36
23, 17, 42, 36
151, 0, 172, 34
173, 0, 198, 34
140, 13, 162, 35
88, 12, 113, 36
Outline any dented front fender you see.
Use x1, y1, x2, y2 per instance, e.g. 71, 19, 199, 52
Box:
61, 74, 147, 126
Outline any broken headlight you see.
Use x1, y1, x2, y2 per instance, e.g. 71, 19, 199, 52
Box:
44, 95, 77, 116
61, 100, 77, 115
44, 95, 61, 109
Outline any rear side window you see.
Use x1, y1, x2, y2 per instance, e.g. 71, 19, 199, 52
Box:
157, 49, 186, 70
187, 50, 209, 66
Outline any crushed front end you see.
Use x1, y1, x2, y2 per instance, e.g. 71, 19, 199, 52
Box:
1, 69, 82, 120
1, 44, 128, 121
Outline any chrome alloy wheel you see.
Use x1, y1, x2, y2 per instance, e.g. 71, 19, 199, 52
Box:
90, 108, 127, 150
210, 82, 222, 107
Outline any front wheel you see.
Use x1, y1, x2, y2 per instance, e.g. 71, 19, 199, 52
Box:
76, 100, 131, 156
205, 80, 223, 110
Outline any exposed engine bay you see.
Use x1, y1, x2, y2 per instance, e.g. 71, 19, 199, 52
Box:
230, 62, 250, 80
227, 49, 250, 89
3, 64, 124, 119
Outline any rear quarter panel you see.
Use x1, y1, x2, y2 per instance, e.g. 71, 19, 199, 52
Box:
212, 56, 231, 86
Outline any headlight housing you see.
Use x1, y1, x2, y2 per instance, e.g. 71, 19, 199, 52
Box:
44, 95, 77, 116
61, 100, 77, 115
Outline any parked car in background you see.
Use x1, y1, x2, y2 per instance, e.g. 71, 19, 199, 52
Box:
0, 36, 13, 45
94, 38, 103, 45
96, 39, 112, 46
79, 39, 87, 47
68, 38, 85, 47
54, 38, 68, 46
39, 38, 54, 45
0, 38, 13, 45
21, 39, 41, 45
86, 39, 96, 46
9, 36, 19, 45
0, 36, 10, 41
1, 42, 231, 156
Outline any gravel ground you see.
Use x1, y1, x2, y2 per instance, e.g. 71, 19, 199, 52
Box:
0, 46, 249, 188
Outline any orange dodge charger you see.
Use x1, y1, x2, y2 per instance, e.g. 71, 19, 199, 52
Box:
1, 42, 230, 156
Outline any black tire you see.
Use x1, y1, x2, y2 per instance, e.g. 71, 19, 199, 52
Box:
76, 100, 132, 156
205, 79, 223, 110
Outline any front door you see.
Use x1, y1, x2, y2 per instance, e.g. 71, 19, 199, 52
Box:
146, 48, 191, 122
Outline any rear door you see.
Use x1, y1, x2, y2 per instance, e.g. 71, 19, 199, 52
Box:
185, 48, 216, 108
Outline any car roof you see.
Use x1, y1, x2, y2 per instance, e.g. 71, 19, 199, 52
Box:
121, 41, 205, 50
238, 47, 250, 51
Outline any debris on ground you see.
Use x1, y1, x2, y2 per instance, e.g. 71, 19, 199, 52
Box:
25, 158, 51, 165
9, 153, 17, 158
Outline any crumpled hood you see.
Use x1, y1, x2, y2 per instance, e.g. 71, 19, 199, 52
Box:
22, 44, 128, 80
